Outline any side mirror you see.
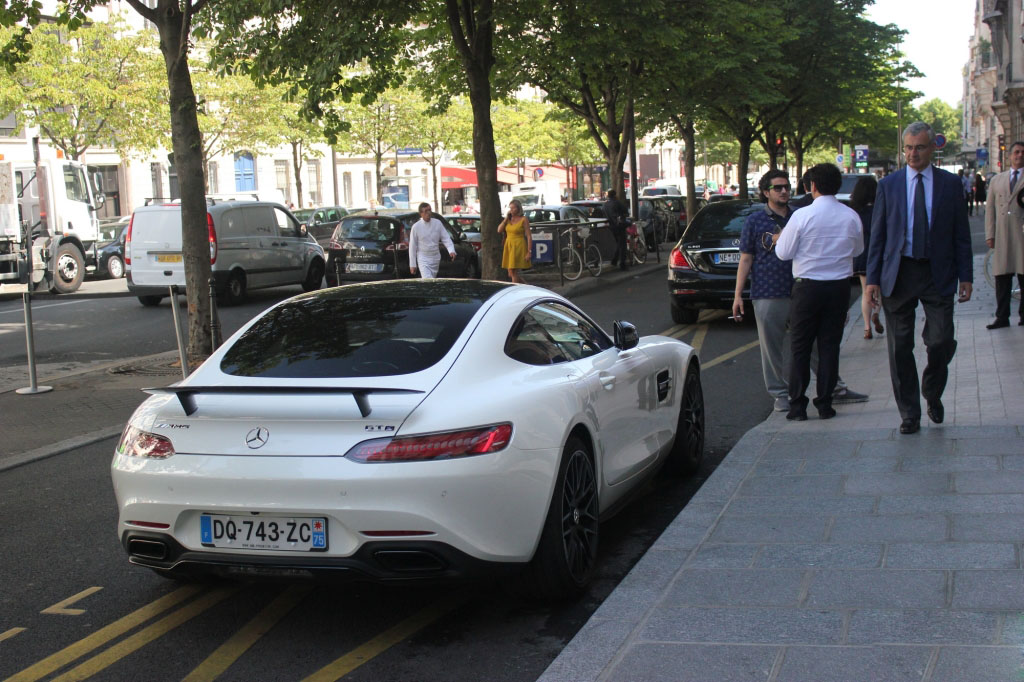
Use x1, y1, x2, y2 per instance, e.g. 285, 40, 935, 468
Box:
93, 193, 106, 209
458, 231, 468, 241
299, 223, 308, 237
613, 320, 639, 350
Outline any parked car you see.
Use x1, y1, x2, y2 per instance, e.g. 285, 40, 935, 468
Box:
707, 194, 736, 204
836, 173, 868, 203
293, 205, 349, 247
93, 216, 131, 279
634, 197, 668, 248
126, 200, 326, 306
569, 200, 608, 221
324, 209, 479, 285
660, 195, 709, 241
667, 200, 758, 324
445, 213, 482, 252
111, 279, 705, 598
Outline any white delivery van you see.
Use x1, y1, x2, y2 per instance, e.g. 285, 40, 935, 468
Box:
125, 200, 326, 306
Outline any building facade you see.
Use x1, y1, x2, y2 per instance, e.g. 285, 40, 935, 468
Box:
983, 0, 1024, 167
964, 1, 1003, 175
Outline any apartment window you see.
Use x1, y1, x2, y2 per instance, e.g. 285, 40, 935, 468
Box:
363, 171, 372, 203
207, 161, 219, 194
343, 171, 352, 206
307, 159, 322, 205
150, 162, 163, 200
275, 160, 291, 201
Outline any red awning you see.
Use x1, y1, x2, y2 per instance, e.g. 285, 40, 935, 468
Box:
441, 166, 478, 189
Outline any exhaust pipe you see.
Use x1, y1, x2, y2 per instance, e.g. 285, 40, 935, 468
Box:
128, 538, 168, 560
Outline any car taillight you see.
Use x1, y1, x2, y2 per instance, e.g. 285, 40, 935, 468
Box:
471, 242, 481, 251
208, 213, 217, 264
117, 425, 175, 459
670, 247, 692, 269
344, 423, 513, 463
679, 211, 687, 222
385, 225, 409, 252
124, 214, 134, 265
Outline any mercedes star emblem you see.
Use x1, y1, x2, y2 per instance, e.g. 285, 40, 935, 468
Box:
245, 427, 269, 449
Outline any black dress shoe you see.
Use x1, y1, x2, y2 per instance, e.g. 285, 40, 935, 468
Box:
786, 409, 808, 421
926, 399, 944, 424
899, 418, 920, 434
987, 319, 1010, 329
818, 406, 837, 420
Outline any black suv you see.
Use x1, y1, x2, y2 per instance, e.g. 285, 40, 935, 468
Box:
667, 200, 758, 324
325, 209, 479, 285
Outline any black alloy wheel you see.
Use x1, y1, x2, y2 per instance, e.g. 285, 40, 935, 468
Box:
666, 364, 705, 475
560, 446, 599, 583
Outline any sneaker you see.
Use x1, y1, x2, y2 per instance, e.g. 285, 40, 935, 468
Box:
832, 387, 868, 404
773, 396, 790, 412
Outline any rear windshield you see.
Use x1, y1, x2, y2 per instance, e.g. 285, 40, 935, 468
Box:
681, 203, 760, 241
220, 281, 510, 378
453, 216, 481, 232
335, 216, 396, 241
839, 175, 862, 195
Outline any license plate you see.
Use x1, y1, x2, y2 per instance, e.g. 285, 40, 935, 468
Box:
156, 254, 182, 263
346, 263, 384, 273
713, 252, 740, 264
200, 514, 327, 551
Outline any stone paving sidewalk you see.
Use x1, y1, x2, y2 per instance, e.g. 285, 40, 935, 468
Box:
540, 253, 1024, 682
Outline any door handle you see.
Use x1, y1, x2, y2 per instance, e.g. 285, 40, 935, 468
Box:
599, 374, 615, 390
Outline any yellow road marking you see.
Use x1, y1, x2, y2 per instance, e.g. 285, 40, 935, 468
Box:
302, 592, 470, 682
51, 586, 239, 682
182, 585, 312, 682
668, 323, 697, 339
5, 585, 203, 682
41, 587, 103, 616
702, 339, 761, 370
0, 628, 26, 643
689, 324, 708, 355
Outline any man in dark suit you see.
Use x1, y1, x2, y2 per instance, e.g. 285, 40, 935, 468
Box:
865, 121, 973, 434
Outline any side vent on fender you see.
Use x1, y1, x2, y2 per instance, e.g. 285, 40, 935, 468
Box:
657, 370, 671, 402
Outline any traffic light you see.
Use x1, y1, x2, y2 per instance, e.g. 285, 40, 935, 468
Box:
775, 137, 783, 146
999, 135, 1006, 152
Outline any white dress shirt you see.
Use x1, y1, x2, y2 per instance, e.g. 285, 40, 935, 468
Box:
775, 195, 863, 280
409, 218, 455, 278
903, 165, 933, 257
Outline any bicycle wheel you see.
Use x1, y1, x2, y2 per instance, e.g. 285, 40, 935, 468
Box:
631, 232, 648, 265
584, 243, 603, 277
559, 246, 583, 281
984, 250, 1022, 300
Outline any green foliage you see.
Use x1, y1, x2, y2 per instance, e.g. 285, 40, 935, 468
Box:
0, 15, 166, 159
918, 97, 962, 158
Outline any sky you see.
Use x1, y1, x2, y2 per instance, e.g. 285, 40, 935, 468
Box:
866, 0, 975, 106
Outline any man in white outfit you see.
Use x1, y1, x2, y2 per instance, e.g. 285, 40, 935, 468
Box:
409, 203, 456, 279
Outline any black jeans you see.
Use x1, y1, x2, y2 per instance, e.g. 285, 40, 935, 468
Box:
788, 278, 850, 411
994, 272, 1024, 322
882, 258, 957, 420
610, 224, 628, 268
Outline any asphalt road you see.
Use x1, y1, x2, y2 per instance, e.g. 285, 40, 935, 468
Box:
0, 268, 769, 681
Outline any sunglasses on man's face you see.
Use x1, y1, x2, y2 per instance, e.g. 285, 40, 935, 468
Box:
769, 184, 791, 192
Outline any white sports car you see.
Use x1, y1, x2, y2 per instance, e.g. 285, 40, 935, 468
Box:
112, 279, 704, 598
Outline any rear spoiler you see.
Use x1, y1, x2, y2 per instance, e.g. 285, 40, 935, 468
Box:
143, 385, 424, 418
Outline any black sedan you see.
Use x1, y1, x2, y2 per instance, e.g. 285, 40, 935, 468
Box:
94, 221, 128, 279
667, 200, 757, 324
325, 209, 479, 286
294, 205, 349, 247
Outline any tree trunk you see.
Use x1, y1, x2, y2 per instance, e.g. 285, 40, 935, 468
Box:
430, 147, 439, 206
467, 69, 502, 279
156, 10, 212, 367
676, 118, 697, 226
737, 135, 752, 198
291, 141, 304, 208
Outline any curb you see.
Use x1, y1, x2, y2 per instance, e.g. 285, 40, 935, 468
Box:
0, 425, 122, 473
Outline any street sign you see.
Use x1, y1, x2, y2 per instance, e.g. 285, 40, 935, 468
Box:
934, 134, 946, 150
854, 146, 869, 162
976, 148, 989, 161
396, 147, 422, 156
534, 168, 544, 179
836, 154, 844, 165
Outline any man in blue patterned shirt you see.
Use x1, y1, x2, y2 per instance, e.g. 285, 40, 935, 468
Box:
732, 170, 867, 412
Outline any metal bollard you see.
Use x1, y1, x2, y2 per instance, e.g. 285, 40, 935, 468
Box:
209, 276, 222, 351
15, 291, 53, 395
169, 285, 189, 379
334, 258, 341, 287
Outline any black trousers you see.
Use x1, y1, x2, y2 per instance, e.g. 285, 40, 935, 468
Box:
788, 278, 850, 411
993, 272, 1024, 322
610, 224, 628, 268
882, 258, 957, 421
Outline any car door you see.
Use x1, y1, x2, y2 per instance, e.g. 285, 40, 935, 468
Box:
272, 206, 307, 285
514, 302, 660, 488
239, 205, 276, 289
435, 215, 467, 277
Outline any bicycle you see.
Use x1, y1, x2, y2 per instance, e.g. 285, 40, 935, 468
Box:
558, 224, 603, 281
626, 221, 647, 265
984, 250, 1022, 300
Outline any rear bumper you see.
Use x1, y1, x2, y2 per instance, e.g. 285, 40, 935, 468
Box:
127, 270, 231, 297
668, 269, 748, 311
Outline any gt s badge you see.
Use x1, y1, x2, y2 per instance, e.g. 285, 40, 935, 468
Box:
364, 425, 396, 432
156, 423, 190, 429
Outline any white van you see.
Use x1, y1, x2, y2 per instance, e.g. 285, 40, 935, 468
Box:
125, 200, 325, 306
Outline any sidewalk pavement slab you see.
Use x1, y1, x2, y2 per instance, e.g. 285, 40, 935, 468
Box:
540, 245, 1024, 682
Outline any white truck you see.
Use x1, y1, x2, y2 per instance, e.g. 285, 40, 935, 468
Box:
511, 180, 565, 207
0, 144, 105, 293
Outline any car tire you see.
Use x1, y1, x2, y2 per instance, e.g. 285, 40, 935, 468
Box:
670, 300, 699, 324
302, 259, 324, 292
138, 295, 163, 307
220, 270, 246, 306
665, 363, 705, 475
50, 243, 85, 294
516, 435, 598, 601
464, 257, 479, 279
106, 255, 125, 279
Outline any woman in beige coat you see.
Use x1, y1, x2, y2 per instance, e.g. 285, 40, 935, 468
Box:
984, 152, 1024, 327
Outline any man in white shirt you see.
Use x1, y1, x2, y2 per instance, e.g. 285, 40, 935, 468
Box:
409, 203, 456, 279
774, 163, 863, 421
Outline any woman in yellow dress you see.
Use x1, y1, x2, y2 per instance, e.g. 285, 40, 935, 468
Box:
497, 199, 532, 283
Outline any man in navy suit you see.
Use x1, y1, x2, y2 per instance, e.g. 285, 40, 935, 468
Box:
865, 121, 973, 434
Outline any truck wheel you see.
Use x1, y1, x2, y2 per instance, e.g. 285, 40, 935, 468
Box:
138, 296, 163, 307
219, 270, 246, 305
51, 243, 85, 294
